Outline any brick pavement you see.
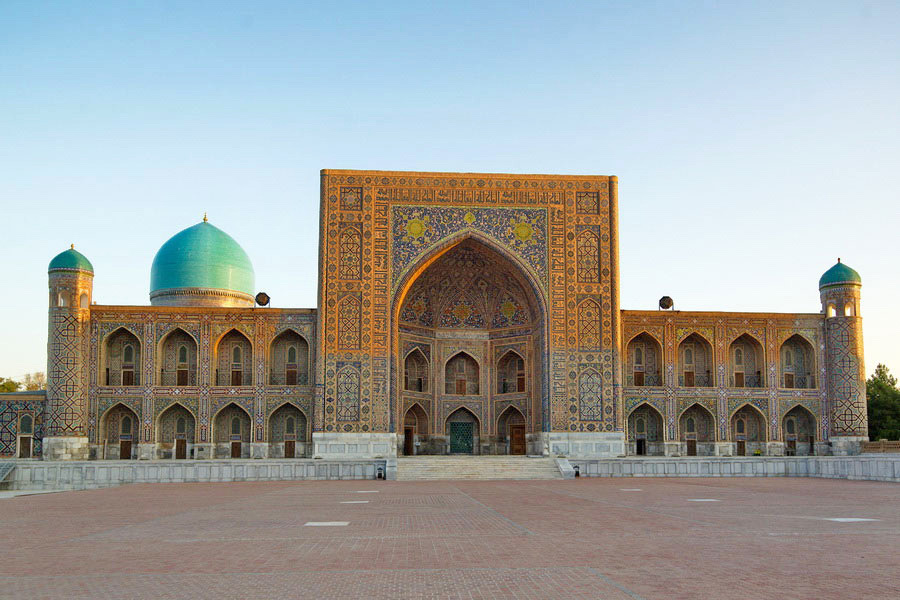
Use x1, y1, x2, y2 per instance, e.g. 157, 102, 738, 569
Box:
1, 478, 898, 599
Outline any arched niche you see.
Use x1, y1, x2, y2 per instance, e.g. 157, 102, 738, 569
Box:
627, 403, 664, 455
679, 403, 715, 456
783, 405, 817, 456
404, 349, 429, 393
625, 333, 662, 387
99, 403, 139, 459
678, 333, 714, 387
496, 405, 527, 455
401, 403, 429, 455
102, 327, 141, 387
215, 329, 252, 386
158, 328, 198, 386
156, 403, 196, 459
780, 335, 815, 389
496, 350, 525, 394
445, 407, 480, 454
213, 403, 251, 458
269, 330, 310, 385
731, 404, 767, 455
728, 334, 764, 388
268, 403, 307, 458
445, 352, 480, 396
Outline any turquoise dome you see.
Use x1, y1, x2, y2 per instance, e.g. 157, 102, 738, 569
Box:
48, 246, 94, 274
819, 260, 861, 289
150, 221, 255, 298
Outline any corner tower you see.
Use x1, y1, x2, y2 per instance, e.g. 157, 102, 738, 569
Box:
44, 245, 94, 460
819, 259, 868, 454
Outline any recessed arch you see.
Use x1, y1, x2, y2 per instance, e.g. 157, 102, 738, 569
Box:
445, 406, 480, 454
99, 402, 139, 459
213, 402, 251, 458
155, 402, 196, 459
496, 349, 525, 394
783, 404, 817, 455
445, 351, 480, 396
678, 403, 715, 452
214, 328, 252, 386
731, 403, 768, 454
728, 334, 765, 388
267, 402, 308, 458
157, 327, 199, 386
678, 333, 714, 387
404, 348, 429, 393
625, 332, 662, 387
269, 329, 310, 385
403, 402, 429, 435
627, 402, 664, 455
101, 326, 142, 387
780, 334, 816, 389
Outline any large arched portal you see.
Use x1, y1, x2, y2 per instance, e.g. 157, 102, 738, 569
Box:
395, 238, 545, 455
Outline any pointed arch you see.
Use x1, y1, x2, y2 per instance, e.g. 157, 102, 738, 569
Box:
404, 348, 429, 392
212, 402, 251, 446
158, 327, 199, 386
731, 403, 768, 446
678, 403, 715, 442
269, 329, 310, 385
267, 402, 308, 455
403, 402, 429, 435
783, 404, 817, 455
780, 334, 816, 389
445, 406, 480, 454
101, 326, 142, 387
627, 402, 664, 454
728, 334, 765, 388
445, 351, 480, 395
155, 401, 197, 455
678, 333, 714, 387
214, 328, 253, 386
496, 404, 525, 432
496, 349, 525, 394
99, 402, 140, 459
625, 332, 662, 387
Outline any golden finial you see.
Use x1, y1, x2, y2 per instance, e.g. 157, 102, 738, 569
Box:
837, 257, 841, 263
70, 243, 75, 250
203, 212, 208, 223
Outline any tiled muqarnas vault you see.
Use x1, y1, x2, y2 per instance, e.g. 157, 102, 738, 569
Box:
0, 170, 869, 460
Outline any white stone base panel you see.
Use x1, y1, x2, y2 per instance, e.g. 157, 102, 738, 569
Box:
830, 436, 869, 456
42, 437, 90, 461
313, 432, 397, 459
1, 459, 392, 491
568, 455, 900, 482
548, 432, 625, 458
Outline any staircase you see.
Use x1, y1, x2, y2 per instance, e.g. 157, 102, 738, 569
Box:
0, 462, 16, 490
397, 456, 562, 481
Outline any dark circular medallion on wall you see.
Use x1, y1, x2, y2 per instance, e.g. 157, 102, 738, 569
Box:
659, 296, 674, 310
255, 292, 270, 306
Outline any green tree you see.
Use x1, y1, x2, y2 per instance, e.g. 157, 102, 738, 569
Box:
867, 364, 900, 441
23, 372, 46, 391
0, 377, 21, 393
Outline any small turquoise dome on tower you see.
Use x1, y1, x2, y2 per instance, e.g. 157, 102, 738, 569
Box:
819, 259, 861, 289
150, 217, 255, 307
48, 245, 94, 274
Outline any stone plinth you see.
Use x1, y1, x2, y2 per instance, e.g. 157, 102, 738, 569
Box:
42, 437, 90, 461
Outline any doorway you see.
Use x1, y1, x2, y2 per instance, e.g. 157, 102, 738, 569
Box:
736, 440, 746, 456
449, 422, 474, 454
404, 427, 415, 455
231, 441, 241, 458
686, 439, 697, 456
636, 438, 646, 456
18, 436, 32, 458
284, 440, 295, 458
510, 425, 526, 455
175, 438, 187, 459
120, 440, 132, 459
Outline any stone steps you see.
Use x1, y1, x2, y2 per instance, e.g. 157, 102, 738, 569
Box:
397, 456, 562, 481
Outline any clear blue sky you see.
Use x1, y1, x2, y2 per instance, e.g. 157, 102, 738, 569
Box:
1, 1, 898, 380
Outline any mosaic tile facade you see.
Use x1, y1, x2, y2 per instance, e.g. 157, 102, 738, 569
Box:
0, 169, 868, 459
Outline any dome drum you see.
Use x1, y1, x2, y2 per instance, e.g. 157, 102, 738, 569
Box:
150, 286, 255, 308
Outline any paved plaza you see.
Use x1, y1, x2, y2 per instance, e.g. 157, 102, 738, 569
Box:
1, 478, 898, 599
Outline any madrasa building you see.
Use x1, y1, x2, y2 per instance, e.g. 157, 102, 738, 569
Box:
0, 170, 869, 462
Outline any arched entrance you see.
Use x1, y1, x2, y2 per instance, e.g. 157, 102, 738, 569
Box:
679, 404, 715, 456
100, 403, 139, 459
402, 403, 428, 455
497, 406, 526, 455
393, 236, 547, 456
731, 404, 767, 456
446, 407, 479, 454
156, 403, 196, 459
627, 403, 664, 456
213, 403, 251, 458
268, 404, 307, 458
783, 405, 816, 455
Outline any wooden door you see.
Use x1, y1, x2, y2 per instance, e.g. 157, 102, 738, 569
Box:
19, 437, 32, 458
636, 438, 646, 456
684, 371, 695, 387
231, 370, 242, 386
736, 441, 746, 456
633, 371, 645, 386
784, 373, 794, 388
231, 441, 241, 458
120, 440, 132, 460
808, 436, 815, 455
734, 372, 744, 388
122, 370, 134, 386
786, 439, 797, 456
284, 440, 295, 458
177, 369, 188, 386
175, 438, 187, 459
510, 425, 526, 455
686, 439, 697, 456
286, 369, 297, 385
456, 379, 466, 395
404, 428, 415, 455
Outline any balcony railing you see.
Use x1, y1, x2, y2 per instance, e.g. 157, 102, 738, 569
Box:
158, 371, 197, 386
783, 374, 815, 389
679, 374, 712, 387
269, 372, 309, 386
625, 374, 661, 387
105, 370, 140, 386
729, 374, 763, 388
